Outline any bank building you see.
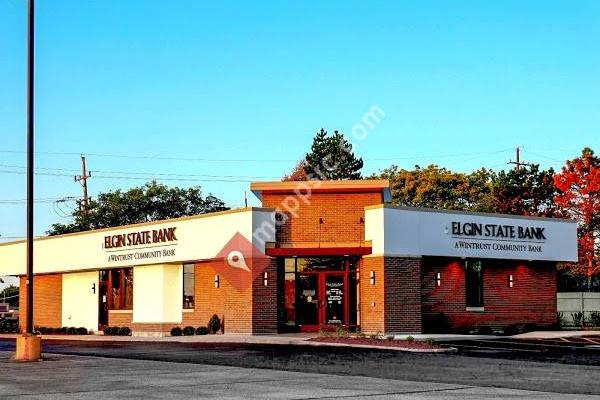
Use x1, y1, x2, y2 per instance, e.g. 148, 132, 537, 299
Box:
0, 180, 578, 336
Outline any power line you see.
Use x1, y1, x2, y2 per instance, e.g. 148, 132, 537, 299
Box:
0, 147, 515, 163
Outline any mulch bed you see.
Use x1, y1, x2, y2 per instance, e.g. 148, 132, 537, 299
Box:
308, 337, 442, 349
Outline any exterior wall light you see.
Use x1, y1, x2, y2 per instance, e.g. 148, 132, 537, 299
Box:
263, 271, 268, 287
435, 272, 441, 287
214, 274, 220, 288
369, 271, 376, 285
508, 274, 514, 288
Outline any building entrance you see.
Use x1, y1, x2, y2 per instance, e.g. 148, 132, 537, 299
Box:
281, 256, 358, 332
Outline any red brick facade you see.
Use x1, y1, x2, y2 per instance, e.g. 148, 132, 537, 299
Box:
421, 257, 557, 331
261, 191, 383, 245
19, 274, 62, 332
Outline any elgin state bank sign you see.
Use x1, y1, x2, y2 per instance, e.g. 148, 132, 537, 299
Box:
377, 207, 578, 262
103, 227, 178, 263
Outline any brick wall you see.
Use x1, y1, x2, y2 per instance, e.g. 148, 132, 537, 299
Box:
421, 257, 557, 331
261, 192, 382, 244
360, 256, 385, 333
360, 256, 422, 334
384, 257, 422, 333
19, 274, 62, 331
181, 258, 278, 334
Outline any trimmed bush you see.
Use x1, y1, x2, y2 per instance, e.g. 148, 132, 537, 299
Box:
171, 327, 183, 336
66, 327, 77, 335
76, 327, 88, 335
590, 312, 600, 327
207, 314, 221, 334
103, 326, 113, 335
195, 326, 209, 335
182, 326, 195, 336
118, 327, 131, 336
58, 327, 68, 334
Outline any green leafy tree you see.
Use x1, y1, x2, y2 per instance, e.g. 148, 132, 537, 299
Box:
376, 164, 495, 211
303, 129, 364, 180
0, 285, 19, 308
47, 181, 229, 235
490, 164, 558, 217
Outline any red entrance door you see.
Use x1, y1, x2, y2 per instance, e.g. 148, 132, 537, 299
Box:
298, 271, 349, 331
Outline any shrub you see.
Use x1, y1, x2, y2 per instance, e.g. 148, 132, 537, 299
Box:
406, 335, 415, 343
556, 312, 566, 328
335, 325, 350, 338
118, 327, 131, 336
182, 326, 196, 336
66, 327, 77, 335
76, 327, 88, 335
477, 326, 493, 335
571, 312, 585, 327
503, 324, 520, 336
207, 314, 221, 334
171, 327, 183, 337
195, 326, 209, 335
590, 312, 600, 327
425, 338, 435, 346
58, 327, 68, 334
103, 326, 113, 335
355, 328, 366, 339
385, 335, 394, 342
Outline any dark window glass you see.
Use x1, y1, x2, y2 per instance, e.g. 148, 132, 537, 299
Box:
283, 258, 296, 326
465, 260, 484, 307
183, 264, 195, 309
106, 268, 133, 310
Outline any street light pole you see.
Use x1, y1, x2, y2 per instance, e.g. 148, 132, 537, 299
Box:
15, 0, 40, 361
26, 0, 35, 335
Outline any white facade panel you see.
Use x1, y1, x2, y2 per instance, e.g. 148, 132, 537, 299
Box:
61, 271, 99, 331
132, 264, 183, 324
0, 208, 275, 276
366, 206, 578, 262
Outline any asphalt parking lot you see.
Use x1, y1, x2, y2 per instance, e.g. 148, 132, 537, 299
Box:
1, 350, 599, 400
2, 337, 600, 398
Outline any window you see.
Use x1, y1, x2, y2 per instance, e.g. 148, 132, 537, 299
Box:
105, 268, 133, 310
283, 258, 296, 326
183, 264, 195, 309
465, 260, 483, 308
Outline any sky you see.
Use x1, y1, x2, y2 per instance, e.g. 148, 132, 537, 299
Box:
1, 0, 599, 248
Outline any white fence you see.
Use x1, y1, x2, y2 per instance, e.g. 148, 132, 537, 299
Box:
557, 292, 600, 324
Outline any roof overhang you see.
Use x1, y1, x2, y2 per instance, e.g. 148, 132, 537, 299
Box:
265, 241, 372, 257
251, 179, 391, 202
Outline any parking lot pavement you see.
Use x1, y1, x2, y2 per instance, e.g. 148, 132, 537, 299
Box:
0, 351, 597, 400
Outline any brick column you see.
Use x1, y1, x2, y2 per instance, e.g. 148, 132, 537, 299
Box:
252, 257, 278, 334
384, 257, 422, 334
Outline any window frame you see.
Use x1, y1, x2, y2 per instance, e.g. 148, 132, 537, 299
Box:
465, 259, 484, 308
182, 263, 195, 309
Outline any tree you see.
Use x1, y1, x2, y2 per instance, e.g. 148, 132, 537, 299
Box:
283, 160, 309, 181
0, 285, 19, 308
376, 164, 495, 211
303, 129, 364, 180
490, 164, 558, 217
47, 181, 229, 235
554, 148, 600, 289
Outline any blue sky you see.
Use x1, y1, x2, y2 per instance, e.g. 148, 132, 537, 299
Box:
1, 0, 599, 239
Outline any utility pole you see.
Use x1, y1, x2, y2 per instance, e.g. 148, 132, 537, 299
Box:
74, 155, 92, 214
508, 146, 532, 170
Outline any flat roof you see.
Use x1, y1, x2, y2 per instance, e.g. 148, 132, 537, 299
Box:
251, 179, 392, 201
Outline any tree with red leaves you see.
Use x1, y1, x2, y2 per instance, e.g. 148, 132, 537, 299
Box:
554, 148, 600, 289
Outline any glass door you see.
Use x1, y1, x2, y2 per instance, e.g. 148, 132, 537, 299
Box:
324, 274, 345, 325
297, 274, 319, 328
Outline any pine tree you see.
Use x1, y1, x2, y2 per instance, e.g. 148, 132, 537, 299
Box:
303, 129, 363, 180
